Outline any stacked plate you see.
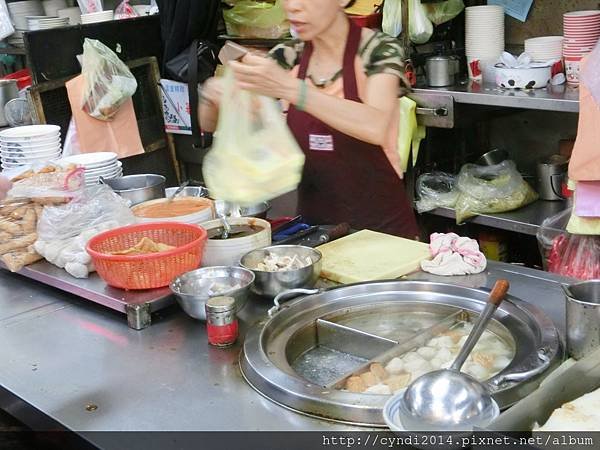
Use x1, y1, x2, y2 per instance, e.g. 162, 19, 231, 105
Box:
81, 10, 114, 24
465, 5, 505, 81
7, 0, 44, 46
27, 15, 69, 30
59, 152, 122, 186
57, 6, 81, 25
0, 125, 61, 170
524, 36, 564, 62
563, 10, 600, 85
42, 0, 67, 17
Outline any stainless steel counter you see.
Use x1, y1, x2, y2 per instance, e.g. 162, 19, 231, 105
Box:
0, 262, 571, 443
412, 82, 579, 113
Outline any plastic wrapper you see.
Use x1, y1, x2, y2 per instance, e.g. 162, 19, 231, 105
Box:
454, 161, 538, 224
382, 0, 402, 38
424, 0, 465, 26
203, 68, 305, 205
537, 208, 600, 279
223, 0, 289, 39
81, 38, 138, 121
35, 185, 136, 278
415, 172, 458, 213
114, 0, 138, 19
7, 164, 85, 203
76, 0, 103, 14
409, 0, 433, 45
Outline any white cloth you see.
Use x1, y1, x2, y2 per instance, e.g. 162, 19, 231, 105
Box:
420, 232, 487, 276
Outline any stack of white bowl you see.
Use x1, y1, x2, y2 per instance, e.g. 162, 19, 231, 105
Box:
0, 125, 61, 170
7, 0, 44, 47
57, 7, 82, 25
81, 10, 114, 24
41, 0, 67, 17
27, 15, 69, 30
524, 36, 564, 62
59, 152, 122, 186
465, 5, 505, 81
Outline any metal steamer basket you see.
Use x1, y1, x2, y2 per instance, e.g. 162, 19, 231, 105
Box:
241, 281, 562, 427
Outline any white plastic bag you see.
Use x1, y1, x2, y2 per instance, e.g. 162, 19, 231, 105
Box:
382, 0, 402, 38
409, 0, 434, 45
81, 38, 138, 121
203, 67, 305, 205
0, 0, 15, 41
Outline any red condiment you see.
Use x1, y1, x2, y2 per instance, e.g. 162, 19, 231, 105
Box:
206, 296, 238, 347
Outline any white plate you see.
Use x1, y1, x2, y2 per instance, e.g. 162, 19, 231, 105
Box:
1, 141, 61, 151
1, 154, 61, 165
0, 125, 60, 141
83, 161, 122, 172
58, 152, 118, 168
1, 137, 61, 147
84, 166, 121, 177
1, 151, 61, 160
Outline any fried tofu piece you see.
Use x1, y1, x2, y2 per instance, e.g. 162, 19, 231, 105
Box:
346, 376, 366, 393
384, 373, 412, 392
360, 371, 379, 387
370, 363, 388, 381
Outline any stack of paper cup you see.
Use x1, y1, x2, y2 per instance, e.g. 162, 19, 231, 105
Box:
465, 5, 505, 81
563, 10, 600, 85
525, 36, 564, 62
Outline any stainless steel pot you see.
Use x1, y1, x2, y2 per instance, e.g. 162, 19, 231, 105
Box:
426, 55, 455, 87
476, 149, 509, 166
0, 80, 19, 127
537, 155, 568, 201
101, 174, 165, 206
564, 280, 600, 360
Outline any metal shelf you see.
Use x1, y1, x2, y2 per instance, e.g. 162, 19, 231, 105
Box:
0, 46, 26, 55
422, 200, 569, 236
413, 82, 579, 113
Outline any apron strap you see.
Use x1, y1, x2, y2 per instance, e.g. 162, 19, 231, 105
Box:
342, 20, 362, 101
297, 42, 313, 80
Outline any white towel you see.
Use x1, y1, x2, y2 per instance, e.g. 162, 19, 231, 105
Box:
421, 232, 487, 276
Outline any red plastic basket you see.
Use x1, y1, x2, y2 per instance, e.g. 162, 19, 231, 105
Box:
86, 222, 207, 290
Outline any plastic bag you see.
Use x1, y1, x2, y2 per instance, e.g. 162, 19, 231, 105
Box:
76, 0, 103, 14
223, 0, 289, 39
203, 68, 305, 205
7, 164, 85, 201
382, 0, 402, 38
35, 185, 136, 278
416, 172, 459, 213
409, 0, 433, 45
454, 161, 538, 224
81, 38, 138, 121
114, 0, 138, 19
0, 0, 15, 41
537, 208, 600, 279
425, 0, 465, 26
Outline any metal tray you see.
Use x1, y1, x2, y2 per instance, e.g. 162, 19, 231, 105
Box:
0, 260, 173, 329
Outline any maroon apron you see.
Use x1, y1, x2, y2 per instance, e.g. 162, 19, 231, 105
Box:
286, 21, 419, 238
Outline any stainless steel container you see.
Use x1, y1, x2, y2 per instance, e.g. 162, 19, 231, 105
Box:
426, 56, 455, 87
565, 280, 600, 360
0, 80, 20, 127
537, 155, 568, 201
476, 149, 509, 166
102, 174, 166, 206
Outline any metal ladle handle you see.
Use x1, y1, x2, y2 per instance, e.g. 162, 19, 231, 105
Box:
451, 279, 510, 372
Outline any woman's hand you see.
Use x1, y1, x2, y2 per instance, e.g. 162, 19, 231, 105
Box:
0, 176, 12, 200
229, 54, 297, 102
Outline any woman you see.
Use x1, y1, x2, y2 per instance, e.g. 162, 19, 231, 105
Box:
200, 0, 419, 238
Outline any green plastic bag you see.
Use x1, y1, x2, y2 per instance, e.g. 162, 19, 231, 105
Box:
425, 0, 465, 26
223, 0, 289, 38
203, 68, 305, 205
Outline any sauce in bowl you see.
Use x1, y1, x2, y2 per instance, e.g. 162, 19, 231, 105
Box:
133, 197, 213, 218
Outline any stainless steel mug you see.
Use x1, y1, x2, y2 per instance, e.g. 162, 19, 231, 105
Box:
537, 155, 568, 201
426, 56, 455, 87
564, 280, 600, 360
0, 80, 19, 127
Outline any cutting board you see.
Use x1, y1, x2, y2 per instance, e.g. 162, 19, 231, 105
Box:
317, 230, 430, 284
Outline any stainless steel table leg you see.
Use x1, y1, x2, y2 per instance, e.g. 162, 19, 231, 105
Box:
126, 303, 151, 330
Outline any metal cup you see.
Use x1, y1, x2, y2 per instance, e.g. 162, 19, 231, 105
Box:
564, 280, 600, 360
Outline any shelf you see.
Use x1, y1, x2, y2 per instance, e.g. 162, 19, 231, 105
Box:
412, 82, 579, 113
422, 199, 569, 236
0, 46, 26, 55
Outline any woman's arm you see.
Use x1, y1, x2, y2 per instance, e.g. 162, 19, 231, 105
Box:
230, 54, 400, 147
198, 77, 223, 133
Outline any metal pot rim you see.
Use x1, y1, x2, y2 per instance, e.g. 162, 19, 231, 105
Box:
107, 174, 166, 193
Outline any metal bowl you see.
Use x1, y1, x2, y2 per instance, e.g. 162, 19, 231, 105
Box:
165, 186, 210, 198
239, 245, 322, 298
476, 149, 509, 166
102, 174, 165, 206
170, 266, 255, 321
214, 200, 272, 219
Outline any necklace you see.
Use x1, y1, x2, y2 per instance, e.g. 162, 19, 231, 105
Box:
308, 69, 342, 87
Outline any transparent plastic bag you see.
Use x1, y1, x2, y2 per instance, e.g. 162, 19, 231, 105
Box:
223, 0, 289, 38
424, 0, 465, 26
81, 38, 138, 121
7, 164, 85, 201
35, 185, 135, 278
454, 161, 538, 223
409, 0, 434, 45
203, 68, 305, 205
114, 0, 138, 19
76, 0, 103, 14
415, 172, 459, 213
382, 0, 402, 38
537, 208, 600, 279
